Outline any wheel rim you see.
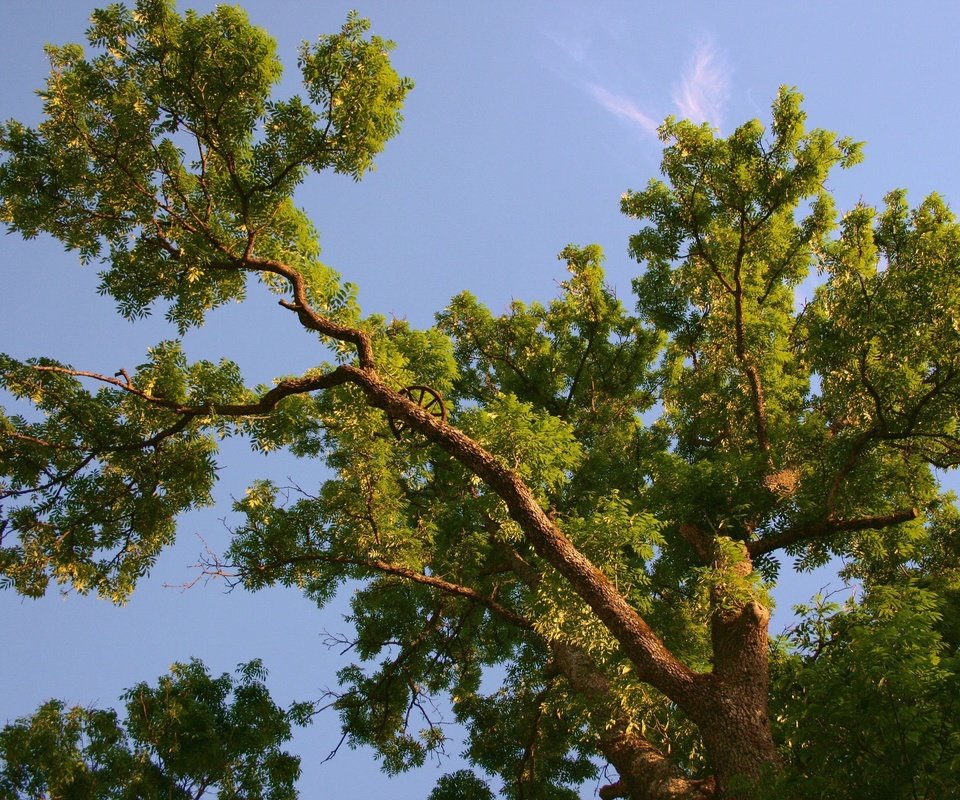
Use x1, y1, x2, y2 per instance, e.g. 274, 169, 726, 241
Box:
388, 385, 447, 439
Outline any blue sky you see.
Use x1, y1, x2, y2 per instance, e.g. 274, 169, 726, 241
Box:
2, 1, 960, 797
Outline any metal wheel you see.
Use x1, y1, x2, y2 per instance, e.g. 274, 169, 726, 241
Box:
388, 385, 447, 439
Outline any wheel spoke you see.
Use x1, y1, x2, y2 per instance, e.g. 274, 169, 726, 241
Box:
388, 385, 447, 439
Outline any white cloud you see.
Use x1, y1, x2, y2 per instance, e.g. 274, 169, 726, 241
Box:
545, 25, 730, 139
585, 83, 659, 135
672, 38, 730, 128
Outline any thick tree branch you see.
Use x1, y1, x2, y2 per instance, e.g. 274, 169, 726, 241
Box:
551, 643, 715, 800
677, 523, 714, 564
599, 780, 629, 800
28, 363, 355, 419
747, 507, 919, 558
240, 255, 375, 367
341, 365, 706, 709
25, 253, 705, 713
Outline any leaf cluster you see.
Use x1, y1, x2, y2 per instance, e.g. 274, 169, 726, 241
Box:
0, 659, 311, 800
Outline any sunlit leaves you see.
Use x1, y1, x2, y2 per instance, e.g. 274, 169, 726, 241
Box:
2, 10, 960, 794
0, 659, 310, 800
299, 11, 413, 179
0, 1, 413, 598
0, 351, 220, 599
623, 87, 852, 468
460, 393, 583, 501
552, 493, 662, 622
0, 1, 408, 331
807, 191, 960, 475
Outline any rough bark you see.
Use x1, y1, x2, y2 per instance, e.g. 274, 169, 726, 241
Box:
366, 363, 779, 796
698, 543, 780, 796
551, 643, 716, 800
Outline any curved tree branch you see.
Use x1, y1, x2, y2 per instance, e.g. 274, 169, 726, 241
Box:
243, 551, 535, 632
27, 363, 356, 418
341, 365, 705, 708
551, 642, 715, 800
21, 255, 707, 715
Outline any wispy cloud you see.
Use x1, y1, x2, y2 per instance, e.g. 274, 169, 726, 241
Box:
544, 30, 591, 65
585, 83, 659, 134
672, 38, 730, 128
544, 24, 730, 139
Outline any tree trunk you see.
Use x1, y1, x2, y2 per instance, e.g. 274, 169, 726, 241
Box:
698, 598, 780, 797
698, 692, 778, 797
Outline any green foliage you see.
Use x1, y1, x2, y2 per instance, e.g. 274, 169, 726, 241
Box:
763, 495, 960, 799
623, 89, 852, 518
0, 0, 408, 331
0, 1, 409, 600
766, 584, 960, 799
453, 649, 598, 800
0, 348, 220, 600
692, 537, 772, 613
299, 11, 412, 179
428, 770, 496, 800
460, 392, 584, 501
0, 659, 310, 800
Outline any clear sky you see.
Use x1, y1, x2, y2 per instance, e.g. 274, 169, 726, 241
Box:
2, 1, 959, 797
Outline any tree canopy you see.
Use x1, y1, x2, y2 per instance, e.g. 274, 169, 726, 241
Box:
0, 660, 311, 800
1, 3, 959, 799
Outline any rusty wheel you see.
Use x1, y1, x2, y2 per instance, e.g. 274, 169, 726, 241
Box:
389, 385, 447, 439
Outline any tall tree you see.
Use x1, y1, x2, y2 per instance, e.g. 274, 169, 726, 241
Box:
1, 3, 958, 798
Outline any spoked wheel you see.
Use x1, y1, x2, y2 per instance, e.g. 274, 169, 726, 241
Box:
388, 385, 447, 440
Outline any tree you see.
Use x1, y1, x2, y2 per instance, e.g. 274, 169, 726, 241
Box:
0, 659, 312, 800
1, 3, 959, 798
